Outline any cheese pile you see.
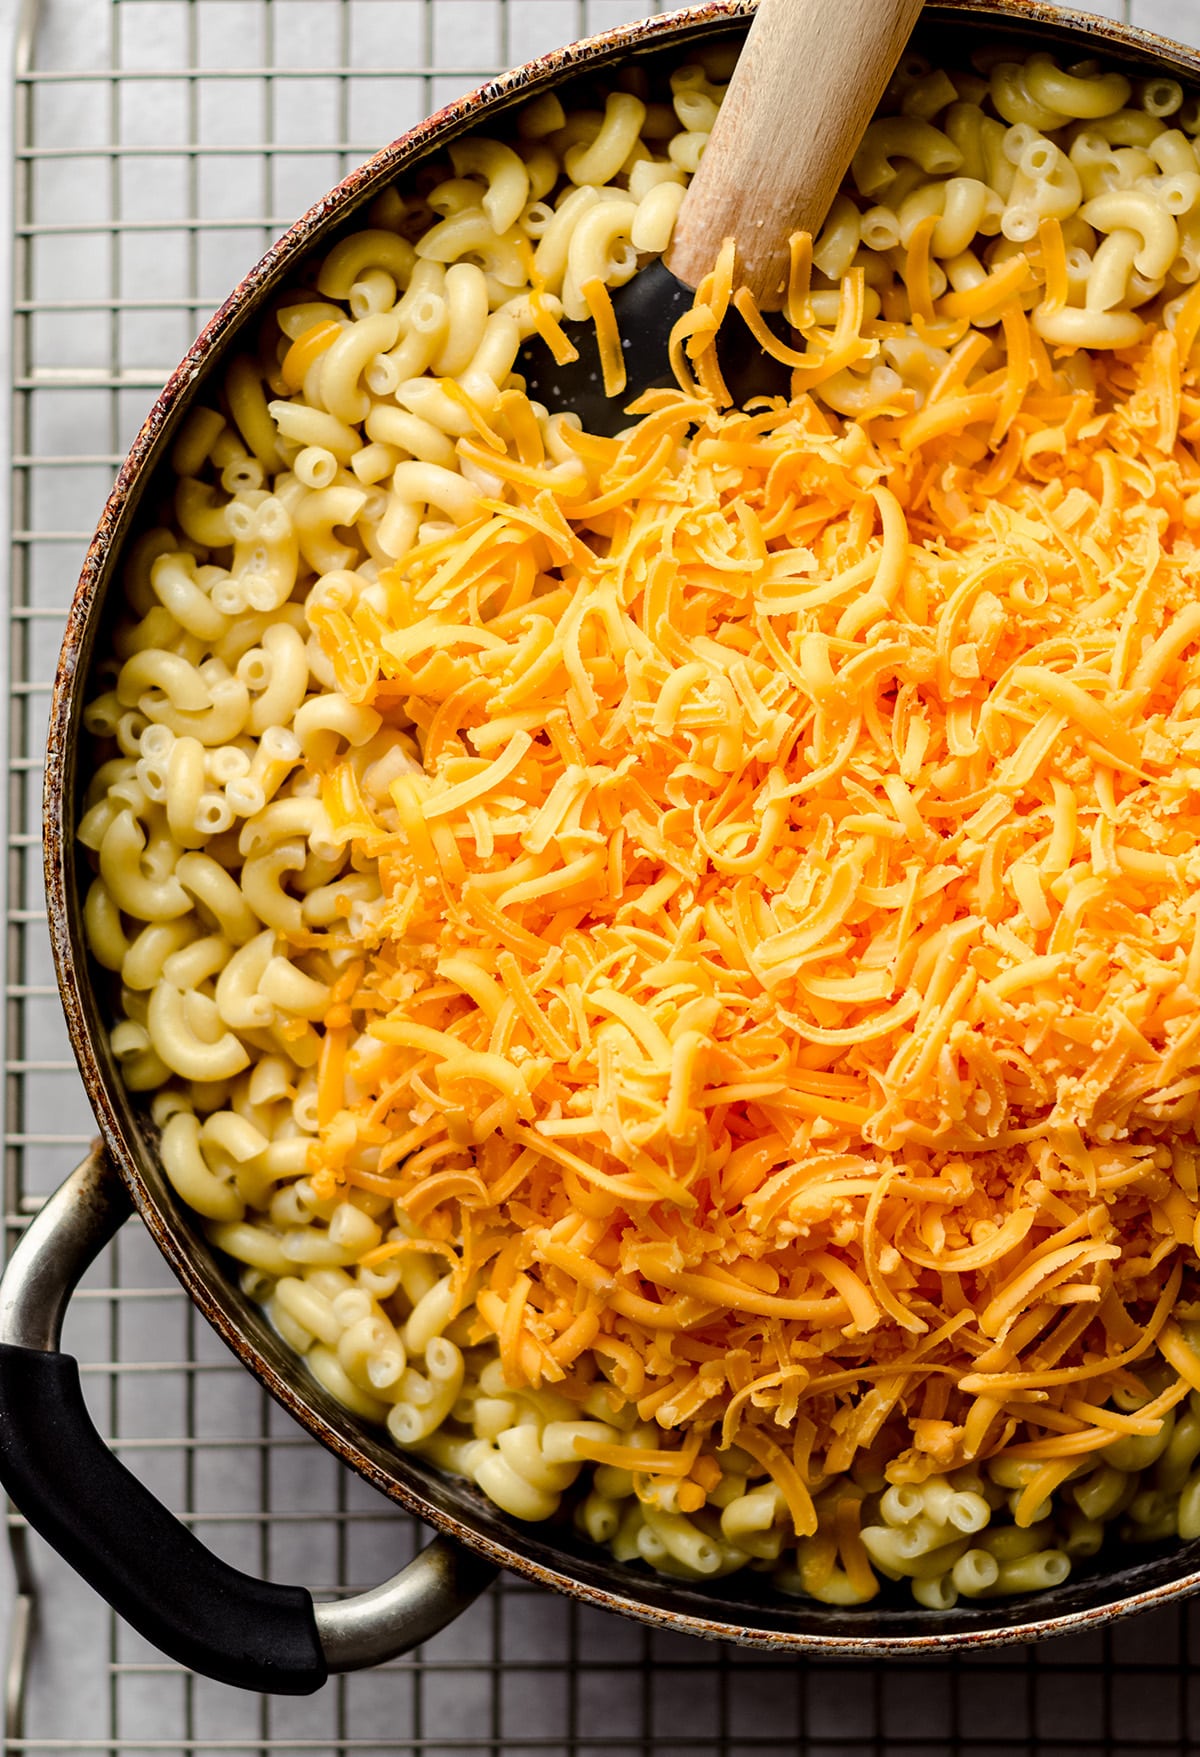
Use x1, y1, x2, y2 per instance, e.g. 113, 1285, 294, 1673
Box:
306, 261, 1200, 1511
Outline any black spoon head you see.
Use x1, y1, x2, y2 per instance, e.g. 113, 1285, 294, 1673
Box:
516, 257, 792, 437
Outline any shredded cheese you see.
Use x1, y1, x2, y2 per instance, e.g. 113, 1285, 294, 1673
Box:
305, 263, 1200, 1521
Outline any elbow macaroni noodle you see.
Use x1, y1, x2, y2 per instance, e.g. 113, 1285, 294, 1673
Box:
80, 40, 1200, 1609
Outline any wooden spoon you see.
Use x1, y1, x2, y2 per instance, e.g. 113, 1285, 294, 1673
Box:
518, 0, 926, 433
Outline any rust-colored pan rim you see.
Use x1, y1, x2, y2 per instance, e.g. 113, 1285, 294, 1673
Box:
41, 0, 1200, 1656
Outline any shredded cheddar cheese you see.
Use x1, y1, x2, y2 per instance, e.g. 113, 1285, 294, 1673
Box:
304, 262, 1200, 1522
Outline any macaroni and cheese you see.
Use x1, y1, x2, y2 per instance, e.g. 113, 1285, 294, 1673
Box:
80, 37, 1200, 1610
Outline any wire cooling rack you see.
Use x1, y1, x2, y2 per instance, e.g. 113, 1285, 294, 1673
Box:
9, 0, 1200, 1751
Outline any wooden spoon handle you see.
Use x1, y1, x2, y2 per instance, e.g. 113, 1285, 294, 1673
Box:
665, 0, 926, 308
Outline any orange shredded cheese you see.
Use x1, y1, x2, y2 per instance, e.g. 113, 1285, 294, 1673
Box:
307, 265, 1200, 1521
280, 319, 341, 392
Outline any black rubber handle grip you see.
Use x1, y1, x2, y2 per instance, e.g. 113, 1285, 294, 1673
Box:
0, 1342, 328, 1695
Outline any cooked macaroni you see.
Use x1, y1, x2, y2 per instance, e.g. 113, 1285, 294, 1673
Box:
80, 39, 1200, 1609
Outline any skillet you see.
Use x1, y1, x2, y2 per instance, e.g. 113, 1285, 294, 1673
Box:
4, 0, 1200, 1695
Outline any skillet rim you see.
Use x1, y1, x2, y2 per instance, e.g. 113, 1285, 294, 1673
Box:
41, 0, 1200, 1655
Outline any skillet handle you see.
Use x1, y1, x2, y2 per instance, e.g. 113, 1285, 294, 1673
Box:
0, 1145, 496, 1694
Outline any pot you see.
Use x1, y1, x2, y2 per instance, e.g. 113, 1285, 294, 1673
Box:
5, 0, 1200, 1696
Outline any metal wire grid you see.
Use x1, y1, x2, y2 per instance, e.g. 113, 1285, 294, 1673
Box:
8, 0, 1200, 1750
